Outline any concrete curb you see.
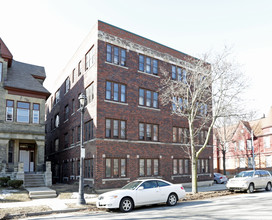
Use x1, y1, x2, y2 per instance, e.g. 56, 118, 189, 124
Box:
7, 207, 89, 219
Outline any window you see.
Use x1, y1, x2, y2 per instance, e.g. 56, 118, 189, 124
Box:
173, 127, 186, 143
138, 88, 159, 108
153, 60, 158, 74
113, 83, 118, 101
0, 62, 2, 82
138, 55, 158, 75
64, 105, 69, 121
64, 133, 69, 148
6, 100, 14, 121
65, 77, 70, 93
239, 158, 246, 168
78, 61, 82, 76
114, 47, 119, 65
86, 46, 95, 70
86, 83, 94, 104
106, 119, 111, 138
139, 89, 144, 105
139, 159, 159, 177
77, 125, 80, 142
139, 123, 159, 141
121, 49, 126, 66
8, 140, 14, 163
185, 159, 189, 173
248, 157, 253, 168
72, 99, 75, 114
72, 69, 75, 83
54, 114, 59, 128
84, 120, 94, 141
106, 44, 126, 66
247, 139, 252, 150
173, 159, 185, 175
33, 104, 40, 124
264, 136, 270, 148
105, 119, 126, 139
54, 139, 59, 152
55, 90, 60, 104
146, 57, 151, 73
121, 85, 126, 102
84, 159, 93, 178
266, 156, 272, 168
172, 96, 187, 112
72, 128, 75, 144
105, 158, 126, 178
172, 66, 176, 80
105, 81, 126, 103
239, 140, 245, 150
172, 65, 187, 83
106, 45, 112, 63
17, 102, 30, 123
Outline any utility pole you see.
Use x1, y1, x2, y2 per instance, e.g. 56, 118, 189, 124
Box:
251, 130, 255, 171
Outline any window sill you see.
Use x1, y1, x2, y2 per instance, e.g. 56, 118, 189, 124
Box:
105, 61, 129, 69
104, 100, 128, 106
102, 177, 130, 182
137, 70, 160, 78
138, 105, 160, 111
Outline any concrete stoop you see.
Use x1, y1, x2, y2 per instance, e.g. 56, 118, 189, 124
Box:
24, 174, 46, 187
26, 187, 57, 199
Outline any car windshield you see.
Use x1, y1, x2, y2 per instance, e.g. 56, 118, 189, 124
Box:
122, 181, 142, 190
236, 171, 254, 177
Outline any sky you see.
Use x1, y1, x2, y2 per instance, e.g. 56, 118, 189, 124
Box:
1, 0, 272, 117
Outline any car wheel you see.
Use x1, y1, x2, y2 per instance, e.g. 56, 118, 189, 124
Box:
119, 197, 133, 212
167, 193, 178, 206
247, 183, 254, 194
266, 182, 272, 191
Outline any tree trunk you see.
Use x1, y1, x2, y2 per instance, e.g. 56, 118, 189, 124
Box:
222, 149, 226, 175
191, 155, 198, 194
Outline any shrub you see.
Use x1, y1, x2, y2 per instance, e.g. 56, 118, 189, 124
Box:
7, 180, 23, 189
0, 176, 10, 187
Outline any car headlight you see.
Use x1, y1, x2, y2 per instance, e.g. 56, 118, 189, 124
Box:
108, 195, 118, 199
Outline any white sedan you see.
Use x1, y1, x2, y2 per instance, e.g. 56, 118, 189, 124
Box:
96, 179, 186, 212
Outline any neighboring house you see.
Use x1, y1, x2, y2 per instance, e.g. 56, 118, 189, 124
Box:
214, 107, 272, 175
0, 38, 52, 186
45, 20, 213, 190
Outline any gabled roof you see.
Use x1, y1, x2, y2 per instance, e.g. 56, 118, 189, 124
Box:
4, 60, 50, 96
0, 37, 13, 66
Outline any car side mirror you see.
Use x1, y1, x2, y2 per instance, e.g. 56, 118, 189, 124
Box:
138, 186, 144, 190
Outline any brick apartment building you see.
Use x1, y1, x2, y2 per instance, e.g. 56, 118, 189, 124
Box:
214, 107, 272, 175
0, 38, 52, 186
45, 20, 213, 189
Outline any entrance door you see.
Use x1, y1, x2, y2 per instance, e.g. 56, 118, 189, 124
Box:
19, 150, 34, 172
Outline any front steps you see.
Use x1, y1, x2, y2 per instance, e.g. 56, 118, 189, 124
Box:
24, 173, 45, 187
26, 187, 57, 199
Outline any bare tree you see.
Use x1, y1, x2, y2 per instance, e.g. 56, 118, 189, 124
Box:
160, 47, 247, 194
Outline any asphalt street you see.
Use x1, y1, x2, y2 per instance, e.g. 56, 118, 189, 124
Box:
25, 190, 272, 220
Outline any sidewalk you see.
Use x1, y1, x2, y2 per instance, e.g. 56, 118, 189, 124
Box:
0, 184, 227, 217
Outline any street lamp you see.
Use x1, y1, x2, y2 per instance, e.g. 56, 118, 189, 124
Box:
78, 93, 86, 205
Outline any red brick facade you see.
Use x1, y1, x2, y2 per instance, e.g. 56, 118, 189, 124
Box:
45, 21, 213, 189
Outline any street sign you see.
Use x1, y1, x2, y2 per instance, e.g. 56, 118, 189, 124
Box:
81, 148, 85, 158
